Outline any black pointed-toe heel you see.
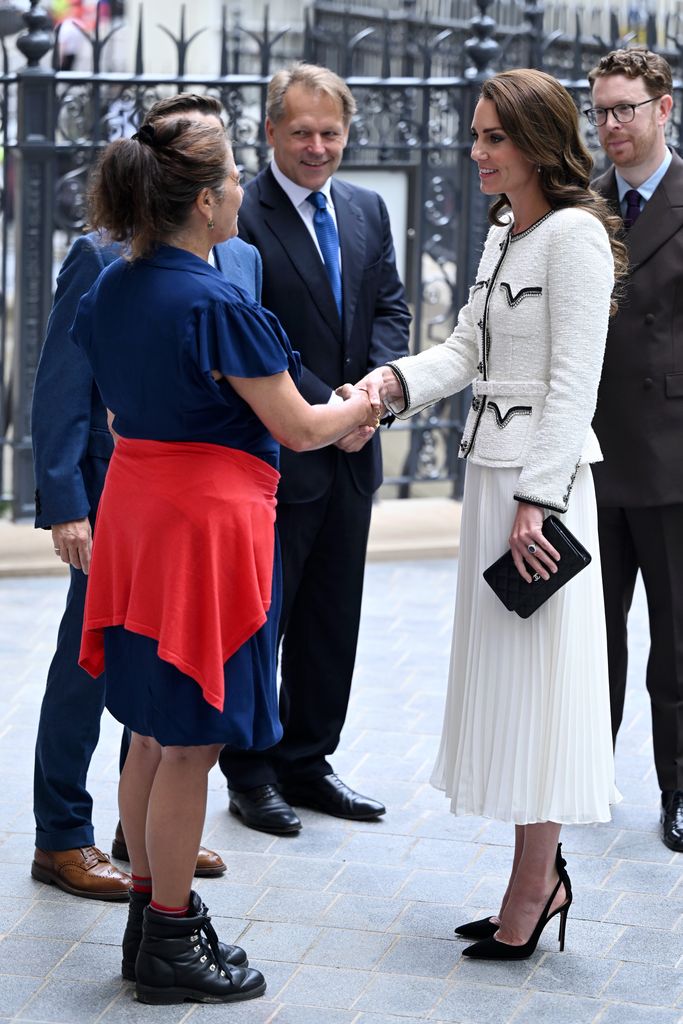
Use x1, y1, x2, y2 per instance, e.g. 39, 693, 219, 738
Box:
462, 848, 572, 962
454, 916, 499, 940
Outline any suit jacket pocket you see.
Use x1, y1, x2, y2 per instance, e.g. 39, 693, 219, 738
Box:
477, 400, 533, 462
665, 372, 683, 398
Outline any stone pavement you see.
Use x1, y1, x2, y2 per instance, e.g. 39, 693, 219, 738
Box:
1, 555, 682, 1023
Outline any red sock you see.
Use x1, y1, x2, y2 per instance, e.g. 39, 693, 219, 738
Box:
131, 874, 152, 895
150, 899, 189, 917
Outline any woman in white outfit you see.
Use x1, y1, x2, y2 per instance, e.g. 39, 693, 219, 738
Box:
359, 68, 627, 961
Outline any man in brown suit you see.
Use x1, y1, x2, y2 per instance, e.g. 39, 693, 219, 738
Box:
588, 48, 683, 850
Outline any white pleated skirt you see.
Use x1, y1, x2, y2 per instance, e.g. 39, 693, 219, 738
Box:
430, 462, 620, 824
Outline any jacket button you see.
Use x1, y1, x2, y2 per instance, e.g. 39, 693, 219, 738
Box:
344, 357, 351, 365
644, 313, 655, 325
472, 397, 480, 411
643, 377, 654, 389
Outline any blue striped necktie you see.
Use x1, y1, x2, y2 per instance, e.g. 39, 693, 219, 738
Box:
306, 191, 342, 318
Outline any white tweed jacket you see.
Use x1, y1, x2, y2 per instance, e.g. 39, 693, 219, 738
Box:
388, 206, 614, 512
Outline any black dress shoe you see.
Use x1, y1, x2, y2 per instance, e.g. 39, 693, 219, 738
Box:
280, 774, 386, 821
228, 785, 302, 835
661, 790, 683, 852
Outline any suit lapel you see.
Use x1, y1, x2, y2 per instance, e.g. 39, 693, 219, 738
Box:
258, 169, 342, 340
595, 154, 683, 273
626, 153, 683, 271
333, 180, 366, 346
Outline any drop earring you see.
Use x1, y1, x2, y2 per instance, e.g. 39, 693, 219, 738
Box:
208, 217, 215, 230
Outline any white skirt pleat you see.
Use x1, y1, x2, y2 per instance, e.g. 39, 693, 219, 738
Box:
430, 462, 620, 824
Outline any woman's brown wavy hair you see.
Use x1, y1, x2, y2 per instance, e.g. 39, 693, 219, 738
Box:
479, 68, 627, 313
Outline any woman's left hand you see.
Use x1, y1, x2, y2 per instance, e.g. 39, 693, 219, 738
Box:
509, 501, 560, 583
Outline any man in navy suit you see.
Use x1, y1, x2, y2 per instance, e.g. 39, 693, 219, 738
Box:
220, 63, 411, 833
31, 94, 263, 899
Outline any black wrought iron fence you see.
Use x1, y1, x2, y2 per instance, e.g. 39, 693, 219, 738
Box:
1, 0, 682, 518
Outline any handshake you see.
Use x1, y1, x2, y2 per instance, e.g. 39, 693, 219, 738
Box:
332, 366, 406, 453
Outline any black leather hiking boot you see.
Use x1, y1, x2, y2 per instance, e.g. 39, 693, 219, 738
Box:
134, 891, 263, 1004
121, 889, 248, 981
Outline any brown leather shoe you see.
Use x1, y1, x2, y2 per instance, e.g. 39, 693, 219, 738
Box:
111, 821, 227, 878
31, 846, 131, 901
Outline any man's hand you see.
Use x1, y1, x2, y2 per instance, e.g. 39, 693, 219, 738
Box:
51, 518, 92, 575
335, 425, 376, 452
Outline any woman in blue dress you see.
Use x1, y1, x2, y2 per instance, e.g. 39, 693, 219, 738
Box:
71, 107, 378, 1005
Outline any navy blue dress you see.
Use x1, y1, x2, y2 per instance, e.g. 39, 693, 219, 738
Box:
71, 244, 300, 747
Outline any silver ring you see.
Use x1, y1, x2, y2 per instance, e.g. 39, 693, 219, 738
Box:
527, 543, 537, 555
53, 548, 60, 555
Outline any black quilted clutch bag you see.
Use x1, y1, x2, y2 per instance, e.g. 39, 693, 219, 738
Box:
482, 515, 591, 619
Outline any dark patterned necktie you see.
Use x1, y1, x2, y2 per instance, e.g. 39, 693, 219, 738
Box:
306, 191, 342, 318
624, 189, 642, 230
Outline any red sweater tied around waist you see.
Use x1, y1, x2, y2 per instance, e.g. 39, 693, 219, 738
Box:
79, 437, 279, 713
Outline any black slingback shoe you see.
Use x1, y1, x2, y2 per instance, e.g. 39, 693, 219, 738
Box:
462, 846, 572, 962
454, 916, 499, 940
455, 843, 570, 943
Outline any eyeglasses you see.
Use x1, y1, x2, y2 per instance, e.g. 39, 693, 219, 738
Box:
583, 96, 661, 127
228, 168, 243, 187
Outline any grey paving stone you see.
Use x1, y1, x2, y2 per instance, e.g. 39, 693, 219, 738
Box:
326, 863, 411, 898
530, 952, 618, 997
603, 860, 683, 896
609, 803, 660, 833
561, 917, 624, 958
202, 851, 276, 885
509, 991, 602, 1023
567, 854, 619, 889
558, 825, 622, 857
604, 962, 683, 1006
376, 934, 458, 979
302, 927, 395, 968
0, 975, 43, 1016
246, 958, 299, 1000
99, 989, 189, 1024
403, 837, 476, 873
607, 830, 676, 864
597, 1005, 683, 1024
278, 964, 372, 1008
352, 1016, 433, 1024
10, 898, 106, 941
237, 922, 320, 962
51, 939, 122, 981
200, 818, 277, 854
605, 892, 683, 930
607, 925, 683, 966
320, 893, 406, 932
570, 888, 619, 922
396, 869, 476, 905
335, 831, 416, 866
272, 1006, 355, 1024
184, 999, 278, 1022
453, 956, 535, 987
0, 935, 73, 976
16, 977, 123, 1022
200, 882, 267, 918
248, 888, 336, 925
411, 812, 486, 843
434, 979, 525, 1022
261, 857, 342, 892
0, 898, 32, 933
269, 827, 349, 860
389, 902, 460, 940
354, 973, 448, 1017
80, 905, 128, 946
